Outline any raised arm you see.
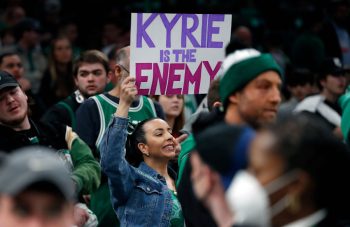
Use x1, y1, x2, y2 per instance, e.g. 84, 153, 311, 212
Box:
65, 126, 101, 194
99, 77, 138, 206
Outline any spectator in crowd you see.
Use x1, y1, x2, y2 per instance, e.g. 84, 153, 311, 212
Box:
100, 76, 185, 226
0, 147, 76, 227
0, 5, 26, 29
0, 51, 31, 92
177, 48, 283, 226
192, 114, 350, 226
218, 48, 283, 129
39, 36, 75, 108
278, 67, 318, 120
0, 70, 100, 198
295, 57, 347, 139
75, 45, 163, 227
41, 49, 110, 130
0, 51, 44, 120
190, 123, 256, 227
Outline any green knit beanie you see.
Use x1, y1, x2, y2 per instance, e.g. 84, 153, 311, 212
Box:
219, 52, 283, 105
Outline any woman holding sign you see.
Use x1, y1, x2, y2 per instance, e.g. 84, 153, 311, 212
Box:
100, 76, 186, 226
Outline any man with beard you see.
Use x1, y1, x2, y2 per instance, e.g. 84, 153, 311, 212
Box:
177, 48, 283, 226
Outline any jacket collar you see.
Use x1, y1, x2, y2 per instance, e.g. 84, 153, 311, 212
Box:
138, 162, 177, 184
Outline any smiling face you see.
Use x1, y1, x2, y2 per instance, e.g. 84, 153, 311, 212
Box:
0, 86, 28, 127
229, 71, 282, 128
138, 118, 176, 161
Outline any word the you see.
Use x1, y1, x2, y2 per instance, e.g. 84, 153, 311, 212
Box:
160, 49, 197, 62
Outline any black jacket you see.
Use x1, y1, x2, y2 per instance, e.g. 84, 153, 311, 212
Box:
41, 92, 82, 130
0, 119, 67, 152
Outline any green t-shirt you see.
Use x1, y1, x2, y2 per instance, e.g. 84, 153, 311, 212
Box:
170, 190, 185, 227
176, 134, 196, 187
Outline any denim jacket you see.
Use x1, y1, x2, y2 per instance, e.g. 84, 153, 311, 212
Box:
100, 116, 173, 226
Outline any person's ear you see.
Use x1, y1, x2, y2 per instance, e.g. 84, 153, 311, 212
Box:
320, 78, 327, 88
212, 101, 222, 108
106, 70, 112, 83
114, 64, 122, 76
137, 143, 150, 157
228, 93, 239, 105
114, 65, 123, 83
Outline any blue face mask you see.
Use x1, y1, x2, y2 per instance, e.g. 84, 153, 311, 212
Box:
226, 170, 299, 227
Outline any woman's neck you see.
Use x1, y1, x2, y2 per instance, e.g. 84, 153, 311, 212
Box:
144, 158, 169, 177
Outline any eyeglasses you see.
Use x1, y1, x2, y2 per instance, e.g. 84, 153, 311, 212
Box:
117, 64, 129, 74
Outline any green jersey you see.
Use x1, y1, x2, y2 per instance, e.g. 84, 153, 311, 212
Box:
92, 94, 157, 149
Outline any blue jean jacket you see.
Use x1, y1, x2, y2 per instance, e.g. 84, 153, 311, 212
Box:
100, 116, 173, 226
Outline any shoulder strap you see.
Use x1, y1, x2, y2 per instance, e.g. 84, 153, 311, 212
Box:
145, 96, 157, 117
91, 95, 107, 149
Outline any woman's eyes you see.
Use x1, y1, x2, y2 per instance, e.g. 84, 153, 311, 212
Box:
154, 130, 172, 136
